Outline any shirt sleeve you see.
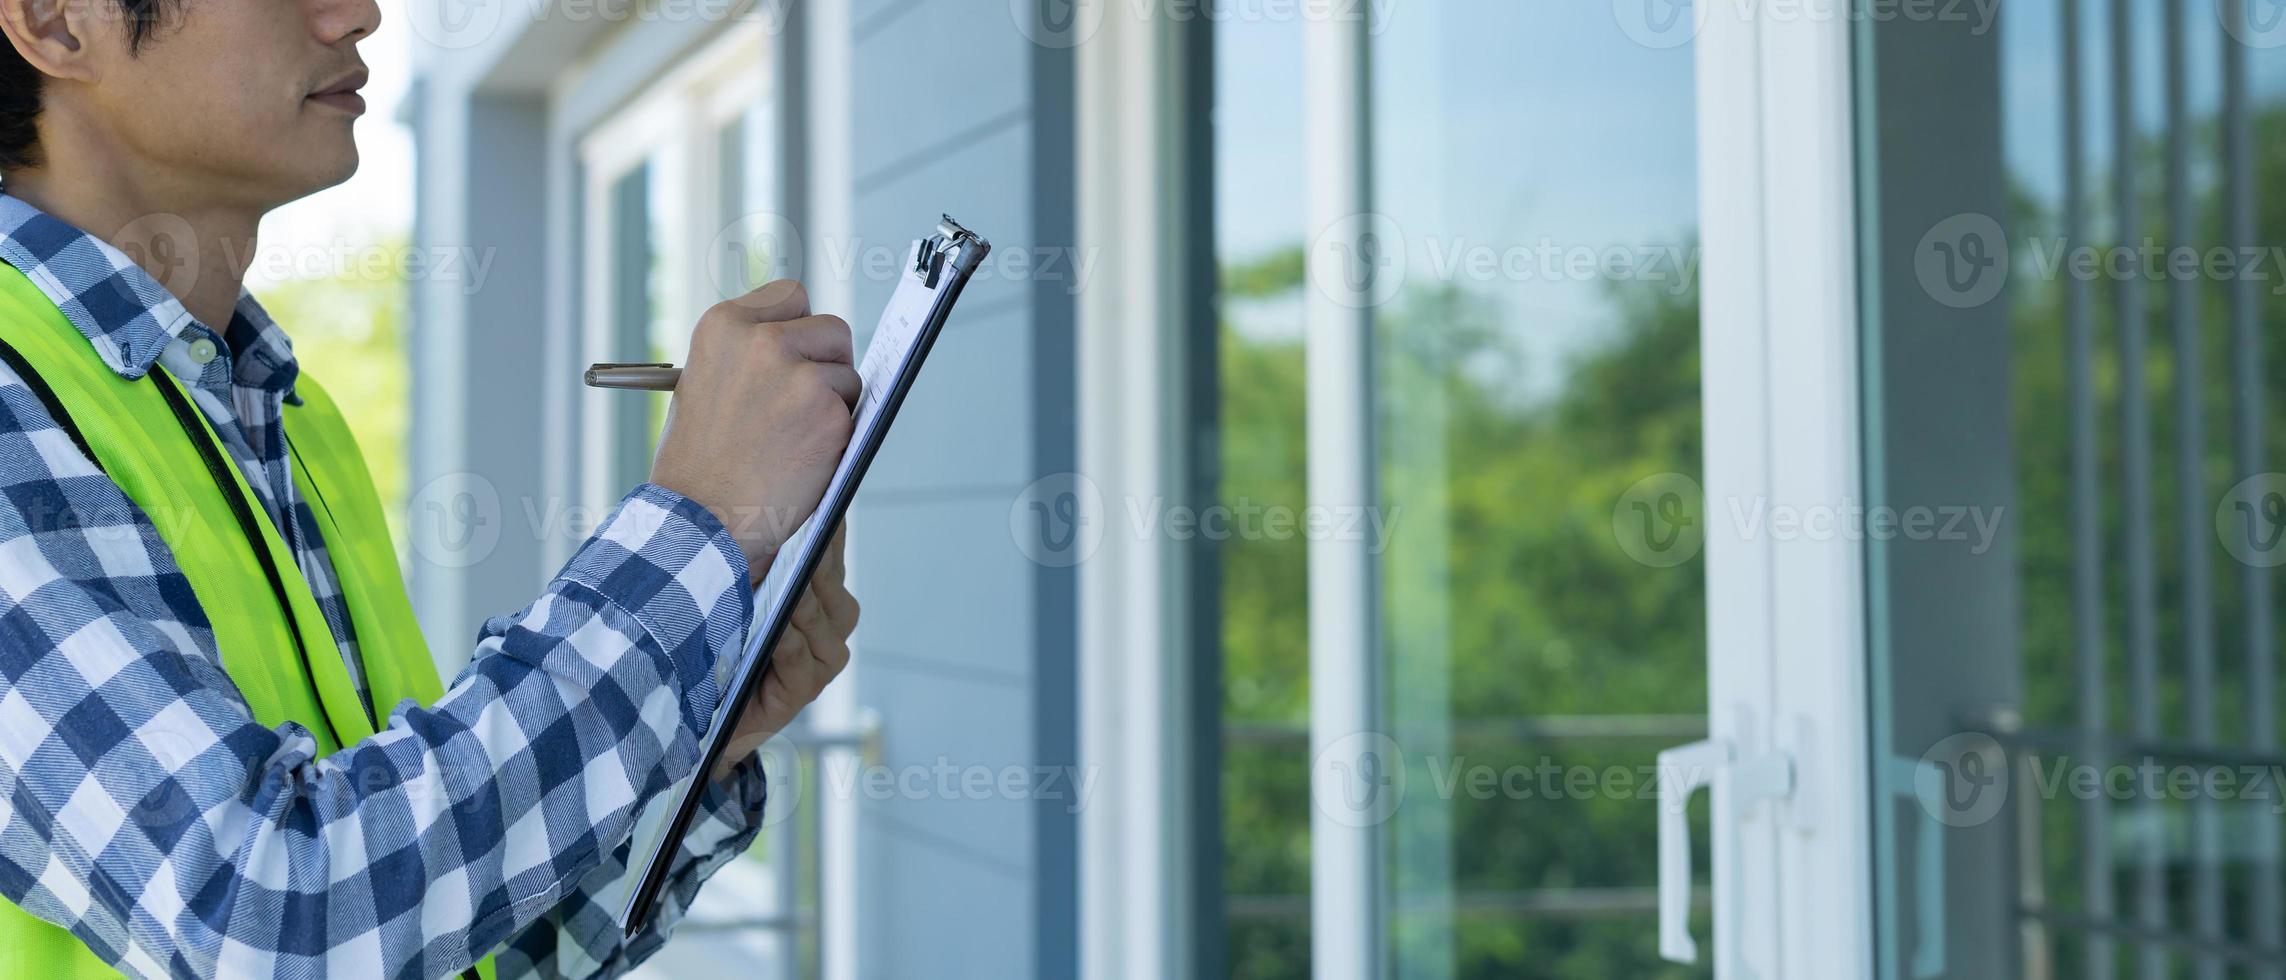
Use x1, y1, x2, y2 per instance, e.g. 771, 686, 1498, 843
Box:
0, 366, 756, 979
495, 755, 771, 978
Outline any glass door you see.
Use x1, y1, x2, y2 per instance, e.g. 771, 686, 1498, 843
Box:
1856, 1, 2285, 977
1366, 5, 1710, 979
1229, 3, 1716, 977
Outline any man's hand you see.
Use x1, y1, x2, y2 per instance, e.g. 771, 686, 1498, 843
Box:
651, 280, 858, 576
713, 528, 859, 781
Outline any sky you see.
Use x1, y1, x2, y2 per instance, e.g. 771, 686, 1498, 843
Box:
1214, 1, 1702, 404
251, 0, 415, 290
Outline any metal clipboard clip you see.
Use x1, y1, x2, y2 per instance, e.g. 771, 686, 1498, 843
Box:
914, 214, 984, 288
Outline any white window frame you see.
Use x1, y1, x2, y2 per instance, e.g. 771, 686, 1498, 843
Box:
1688, 2, 1876, 976
574, 23, 773, 512
1075, 8, 1212, 978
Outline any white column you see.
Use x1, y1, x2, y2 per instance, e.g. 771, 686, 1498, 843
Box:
801, 3, 860, 979
1077, 6, 1202, 977
1304, 11, 1383, 980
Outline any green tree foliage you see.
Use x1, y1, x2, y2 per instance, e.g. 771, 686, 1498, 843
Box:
1217, 245, 1709, 978
251, 245, 414, 557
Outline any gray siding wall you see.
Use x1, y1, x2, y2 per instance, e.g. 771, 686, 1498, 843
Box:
844, 3, 1076, 978
411, 4, 1079, 973
405, 88, 555, 676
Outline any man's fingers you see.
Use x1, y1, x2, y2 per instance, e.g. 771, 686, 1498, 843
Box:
791, 586, 827, 633
812, 363, 862, 410
814, 530, 860, 628
730, 279, 810, 322
819, 526, 848, 577
780, 314, 854, 365
813, 629, 852, 675
820, 585, 859, 633
764, 626, 820, 698
818, 575, 859, 632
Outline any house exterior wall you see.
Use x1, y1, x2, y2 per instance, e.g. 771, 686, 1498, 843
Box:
841, 2, 1080, 976
407, 3, 1079, 977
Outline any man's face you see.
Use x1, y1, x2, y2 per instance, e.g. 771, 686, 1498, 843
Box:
85, 0, 379, 208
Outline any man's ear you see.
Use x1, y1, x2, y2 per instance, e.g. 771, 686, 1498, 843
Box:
0, 0, 100, 85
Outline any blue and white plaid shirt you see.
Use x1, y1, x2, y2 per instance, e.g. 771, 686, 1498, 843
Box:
0, 193, 766, 979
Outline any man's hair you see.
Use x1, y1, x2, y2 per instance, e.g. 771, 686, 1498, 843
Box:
0, 1, 175, 171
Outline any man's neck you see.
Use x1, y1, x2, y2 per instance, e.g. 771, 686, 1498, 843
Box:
4, 148, 262, 331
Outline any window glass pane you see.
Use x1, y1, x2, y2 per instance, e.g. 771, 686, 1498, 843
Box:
1215, 14, 1314, 978
1214, 7, 1710, 976
1368, 3, 1705, 977
1856, 2, 2286, 977
605, 158, 660, 488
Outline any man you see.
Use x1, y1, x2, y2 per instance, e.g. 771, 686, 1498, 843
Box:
0, 0, 860, 977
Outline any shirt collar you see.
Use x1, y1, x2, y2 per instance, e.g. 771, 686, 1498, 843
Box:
0, 192, 299, 396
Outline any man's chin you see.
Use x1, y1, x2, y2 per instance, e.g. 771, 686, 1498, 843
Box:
281, 145, 362, 201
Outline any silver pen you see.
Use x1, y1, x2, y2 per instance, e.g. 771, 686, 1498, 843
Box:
584, 363, 682, 391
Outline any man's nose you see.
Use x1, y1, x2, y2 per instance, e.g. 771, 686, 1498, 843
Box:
312, 0, 383, 45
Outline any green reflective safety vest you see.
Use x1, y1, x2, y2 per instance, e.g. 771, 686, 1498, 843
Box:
0, 266, 498, 980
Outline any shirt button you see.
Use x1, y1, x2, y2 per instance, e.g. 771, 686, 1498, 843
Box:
187, 338, 219, 365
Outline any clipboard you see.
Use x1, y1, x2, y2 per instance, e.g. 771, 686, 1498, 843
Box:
612, 216, 992, 930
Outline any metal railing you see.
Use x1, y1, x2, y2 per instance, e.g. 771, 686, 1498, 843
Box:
2053, 2, 2277, 977
1221, 713, 1710, 924
1967, 706, 2286, 977
677, 712, 882, 979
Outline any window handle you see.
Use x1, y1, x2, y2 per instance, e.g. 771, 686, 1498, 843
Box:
1657, 738, 1732, 963
1658, 717, 1801, 976
1892, 756, 1950, 979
